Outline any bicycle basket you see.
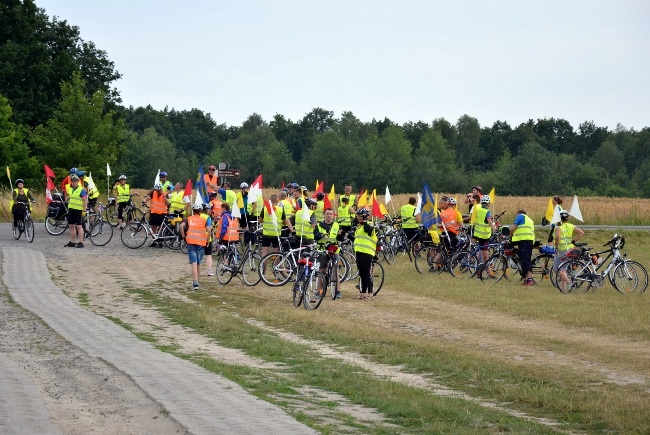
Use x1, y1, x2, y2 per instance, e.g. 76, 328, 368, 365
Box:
47, 203, 65, 219
566, 248, 581, 259
51, 192, 64, 203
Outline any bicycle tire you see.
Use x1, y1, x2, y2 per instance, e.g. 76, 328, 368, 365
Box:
241, 252, 262, 286
611, 260, 648, 295
556, 260, 590, 294
379, 239, 395, 265
414, 245, 444, 274
336, 255, 350, 283
259, 253, 293, 287
216, 251, 235, 285
104, 203, 118, 227
25, 217, 34, 243
45, 215, 69, 236
126, 207, 144, 227
481, 253, 506, 283
340, 248, 358, 281
449, 250, 479, 279
12, 222, 21, 240
89, 220, 113, 246
531, 253, 554, 284
303, 270, 325, 310
328, 264, 338, 300
371, 260, 385, 296
292, 266, 307, 307
120, 222, 148, 249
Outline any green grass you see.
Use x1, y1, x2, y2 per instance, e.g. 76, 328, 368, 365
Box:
103, 229, 650, 433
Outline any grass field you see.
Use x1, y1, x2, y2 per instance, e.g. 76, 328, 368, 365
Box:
121, 229, 649, 433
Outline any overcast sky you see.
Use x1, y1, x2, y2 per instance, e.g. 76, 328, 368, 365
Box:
37, 0, 650, 130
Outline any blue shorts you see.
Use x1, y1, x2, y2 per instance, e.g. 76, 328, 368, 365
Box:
187, 244, 204, 264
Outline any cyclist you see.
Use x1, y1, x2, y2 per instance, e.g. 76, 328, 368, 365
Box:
159, 171, 174, 194
65, 174, 88, 248
200, 203, 215, 276
354, 208, 377, 300
315, 208, 343, 299
294, 197, 318, 245
554, 210, 584, 289
61, 167, 78, 196
259, 194, 295, 258
215, 203, 240, 272
438, 197, 462, 249
79, 171, 100, 215
337, 196, 355, 235
204, 165, 219, 194
217, 181, 238, 208
168, 182, 188, 216
11, 178, 36, 229
464, 185, 482, 214
339, 184, 357, 208
510, 209, 536, 286
238, 182, 251, 232
113, 175, 139, 229
314, 192, 326, 222
400, 196, 420, 243
472, 195, 495, 275
180, 203, 211, 291
146, 183, 170, 247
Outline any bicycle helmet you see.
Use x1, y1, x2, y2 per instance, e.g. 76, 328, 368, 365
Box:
356, 208, 370, 218
153, 183, 162, 190
202, 203, 211, 211
447, 197, 457, 205
15, 178, 24, 185
159, 171, 167, 177
118, 174, 127, 180
304, 198, 317, 207
560, 210, 570, 219
70, 174, 80, 181
192, 203, 203, 210
300, 185, 307, 191
316, 192, 325, 200
480, 195, 490, 204
208, 165, 216, 170
240, 182, 249, 189
69, 167, 78, 174
76, 170, 86, 177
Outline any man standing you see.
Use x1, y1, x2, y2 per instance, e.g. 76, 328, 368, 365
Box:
65, 174, 88, 248
354, 208, 377, 300
259, 194, 294, 258
204, 165, 219, 194
340, 184, 357, 208
315, 208, 343, 299
181, 203, 211, 291
510, 209, 536, 286
400, 196, 420, 243
464, 185, 482, 214
554, 210, 584, 291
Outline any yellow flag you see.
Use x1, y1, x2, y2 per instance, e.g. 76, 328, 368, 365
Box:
315, 179, 319, 191
357, 191, 368, 208
545, 197, 554, 221
470, 204, 478, 224
434, 194, 439, 217
380, 202, 388, 215
6, 166, 10, 180
328, 184, 336, 201
369, 189, 377, 206
488, 187, 495, 204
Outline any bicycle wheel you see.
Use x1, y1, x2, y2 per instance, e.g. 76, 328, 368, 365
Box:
379, 240, 395, 265
89, 220, 113, 246
611, 260, 648, 295
216, 251, 235, 285
414, 245, 443, 274
241, 252, 262, 286
531, 253, 554, 284
303, 270, 325, 310
126, 207, 144, 227
341, 248, 358, 282
292, 267, 307, 307
24, 218, 34, 243
45, 215, 69, 236
481, 253, 507, 283
556, 260, 589, 294
120, 222, 148, 248
449, 250, 479, 279
336, 255, 350, 283
259, 253, 293, 287
104, 203, 118, 227
371, 261, 385, 296
12, 222, 21, 240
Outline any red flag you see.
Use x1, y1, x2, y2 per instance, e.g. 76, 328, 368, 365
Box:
281, 180, 285, 189
46, 177, 55, 189
183, 179, 192, 202
45, 189, 52, 204
264, 199, 273, 216
371, 192, 383, 218
315, 181, 325, 193
44, 164, 56, 178
252, 173, 263, 189
323, 194, 331, 210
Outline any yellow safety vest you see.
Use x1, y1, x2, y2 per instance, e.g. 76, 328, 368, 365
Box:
473, 206, 492, 239
66, 185, 85, 211
262, 205, 284, 236
295, 209, 314, 239
557, 222, 575, 251
116, 184, 130, 203
317, 221, 340, 246
400, 204, 418, 229
337, 205, 352, 226
354, 224, 377, 256
168, 191, 186, 216
315, 200, 324, 222
512, 215, 535, 242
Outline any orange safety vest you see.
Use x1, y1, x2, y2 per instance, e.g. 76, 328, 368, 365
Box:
204, 173, 218, 193
218, 214, 240, 241
150, 191, 168, 215
440, 208, 461, 234
185, 214, 208, 246
210, 197, 223, 219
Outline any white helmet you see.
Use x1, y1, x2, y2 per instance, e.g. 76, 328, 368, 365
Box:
192, 203, 203, 210
240, 182, 249, 189
480, 195, 490, 204
153, 183, 162, 190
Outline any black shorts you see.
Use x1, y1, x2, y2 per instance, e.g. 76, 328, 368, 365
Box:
474, 237, 490, 249
67, 209, 83, 225
204, 241, 213, 255
261, 235, 280, 248
149, 213, 165, 226
88, 198, 98, 207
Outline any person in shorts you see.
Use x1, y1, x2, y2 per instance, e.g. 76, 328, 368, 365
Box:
65, 174, 88, 248
181, 203, 211, 290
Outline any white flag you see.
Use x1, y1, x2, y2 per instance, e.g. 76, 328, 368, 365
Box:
414, 192, 422, 215
569, 195, 584, 222
231, 201, 241, 218
106, 163, 112, 176
194, 191, 203, 209
551, 204, 562, 225
154, 169, 160, 187
385, 186, 392, 204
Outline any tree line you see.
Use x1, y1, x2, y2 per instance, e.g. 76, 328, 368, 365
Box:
2, 0, 649, 198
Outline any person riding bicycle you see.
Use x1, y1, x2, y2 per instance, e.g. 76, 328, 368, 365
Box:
11, 178, 36, 229
554, 210, 584, 289
65, 174, 88, 248
146, 183, 170, 247
113, 174, 139, 228
315, 207, 344, 299
354, 208, 377, 300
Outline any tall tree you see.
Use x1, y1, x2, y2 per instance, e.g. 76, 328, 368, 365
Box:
454, 115, 482, 169
0, 94, 39, 185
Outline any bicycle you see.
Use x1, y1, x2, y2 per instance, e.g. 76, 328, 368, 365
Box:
104, 195, 144, 228
214, 239, 262, 286
83, 202, 114, 246
413, 230, 470, 274
289, 248, 320, 309
555, 234, 648, 295
45, 193, 69, 236
12, 201, 35, 243
258, 239, 315, 287
120, 207, 184, 249
355, 254, 385, 297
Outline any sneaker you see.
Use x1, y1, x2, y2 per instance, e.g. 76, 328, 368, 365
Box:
76, 242, 84, 248
193, 284, 199, 291
149, 242, 158, 247
335, 291, 342, 299
157, 242, 164, 248
522, 279, 536, 287
207, 270, 215, 276
65, 241, 76, 247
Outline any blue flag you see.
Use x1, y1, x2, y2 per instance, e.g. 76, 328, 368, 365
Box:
195, 165, 209, 203
421, 182, 437, 229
